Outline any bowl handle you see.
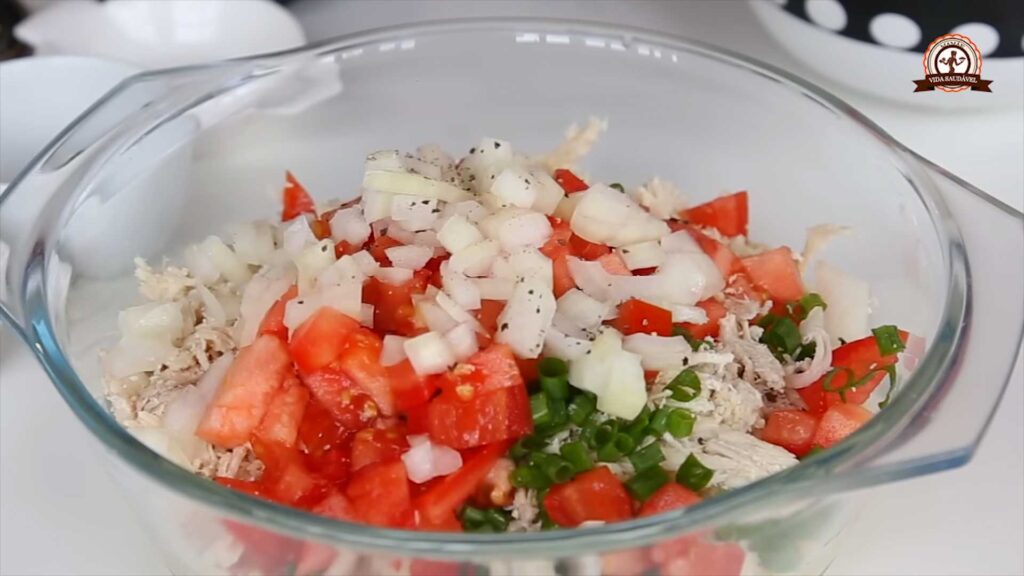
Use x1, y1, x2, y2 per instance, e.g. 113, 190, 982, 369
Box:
804, 160, 1023, 494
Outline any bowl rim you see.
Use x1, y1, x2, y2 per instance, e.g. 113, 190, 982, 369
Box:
2, 17, 973, 557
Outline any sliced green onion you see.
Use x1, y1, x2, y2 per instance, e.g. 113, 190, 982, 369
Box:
804, 445, 826, 458
596, 441, 623, 462
878, 363, 899, 409
591, 422, 618, 449
625, 406, 651, 442
538, 357, 570, 400
672, 325, 703, 351
666, 409, 696, 438
560, 441, 594, 474
510, 465, 549, 490
460, 505, 488, 530
872, 325, 906, 356
530, 393, 552, 427
676, 454, 714, 491
613, 433, 637, 456
647, 407, 671, 436
609, 182, 625, 193
509, 436, 545, 461
797, 293, 827, 320
461, 506, 511, 533
569, 393, 597, 426
483, 508, 510, 532
626, 466, 669, 501
667, 369, 702, 402
759, 316, 802, 358
794, 340, 817, 362
629, 442, 666, 471
534, 453, 575, 484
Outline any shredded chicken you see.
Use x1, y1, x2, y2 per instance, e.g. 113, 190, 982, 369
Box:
506, 488, 542, 532
718, 313, 787, 393
630, 177, 688, 220
540, 117, 607, 172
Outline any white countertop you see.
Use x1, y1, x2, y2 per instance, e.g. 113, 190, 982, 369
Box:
1, 2, 1021, 575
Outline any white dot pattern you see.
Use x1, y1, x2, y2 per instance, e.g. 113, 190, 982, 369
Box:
951, 22, 1001, 56
869, 13, 922, 50
804, 0, 848, 32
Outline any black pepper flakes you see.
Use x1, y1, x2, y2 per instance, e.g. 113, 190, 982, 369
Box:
535, 307, 541, 314
500, 322, 509, 331
528, 289, 535, 295
494, 141, 501, 149
469, 147, 476, 154
431, 208, 441, 214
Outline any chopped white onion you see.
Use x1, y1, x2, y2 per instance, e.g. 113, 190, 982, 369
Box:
206, 235, 252, 286
670, 304, 708, 324
318, 255, 366, 287
543, 327, 592, 360
567, 257, 616, 301
385, 245, 434, 270
449, 239, 500, 277
527, 168, 565, 215
556, 289, 610, 331
282, 217, 319, 259
622, 333, 691, 371
567, 328, 646, 419
360, 303, 375, 328
507, 248, 553, 289
437, 214, 484, 254
553, 193, 583, 221
473, 277, 515, 301
490, 167, 538, 209
402, 437, 463, 484
479, 208, 528, 241
363, 170, 470, 203
361, 189, 394, 223
495, 278, 556, 359
118, 301, 186, 339
103, 336, 180, 379
390, 194, 439, 229
375, 267, 415, 286
365, 149, 404, 172
440, 262, 482, 310
570, 184, 669, 247
660, 230, 703, 254
415, 298, 459, 333
350, 250, 379, 276
815, 260, 870, 346
380, 335, 408, 367
295, 240, 336, 294
231, 221, 276, 266
330, 207, 371, 246
617, 240, 665, 271
386, 225, 419, 244
404, 331, 456, 375
459, 138, 515, 195
402, 154, 443, 180
445, 322, 480, 361
163, 352, 235, 438
195, 284, 227, 328
435, 290, 477, 326
786, 307, 833, 389
496, 211, 552, 251
448, 200, 489, 223
183, 243, 221, 285
236, 267, 294, 345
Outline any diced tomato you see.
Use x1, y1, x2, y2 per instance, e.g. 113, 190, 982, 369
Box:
474, 299, 506, 344
680, 191, 748, 238
367, 235, 404, 266
255, 382, 310, 448
335, 240, 361, 258
252, 437, 326, 506
472, 457, 516, 508
426, 384, 532, 449
686, 227, 744, 279
364, 272, 429, 337
296, 401, 352, 483
553, 168, 589, 194
724, 272, 767, 304
540, 219, 576, 297
215, 476, 267, 498
414, 442, 509, 527
301, 367, 380, 429
258, 285, 298, 341
797, 331, 909, 414
309, 217, 332, 241
336, 329, 395, 415
740, 247, 804, 303
543, 466, 633, 527
289, 308, 361, 374
613, 299, 674, 337
812, 404, 873, 449
196, 335, 293, 448
282, 171, 317, 222
350, 426, 408, 471
569, 234, 611, 261
224, 520, 301, 576
346, 460, 413, 527
515, 357, 541, 385
468, 345, 526, 392
638, 483, 702, 517
759, 410, 820, 457
651, 534, 746, 576
410, 560, 463, 576
295, 495, 358, 576
678, 298, 728, 340
387, 359, 439, 412
597, 252, 631, 276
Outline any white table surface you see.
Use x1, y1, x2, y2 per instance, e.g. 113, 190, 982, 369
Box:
1, 2, 1021, 575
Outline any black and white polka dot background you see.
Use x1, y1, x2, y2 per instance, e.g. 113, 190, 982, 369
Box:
774, 0, 1023, 58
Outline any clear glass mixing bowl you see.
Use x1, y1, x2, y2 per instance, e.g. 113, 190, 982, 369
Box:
1, 19, 1021, 576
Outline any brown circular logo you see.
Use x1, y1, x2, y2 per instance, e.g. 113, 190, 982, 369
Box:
913, 34, 993, 93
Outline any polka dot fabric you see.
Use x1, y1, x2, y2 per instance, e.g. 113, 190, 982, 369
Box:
779, 0, 1023, 58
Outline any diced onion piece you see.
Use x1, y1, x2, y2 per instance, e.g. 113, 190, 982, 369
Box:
195, 284, 227, 328
416, 298, 459, 334
435, 290, 477, 326
103, 335, 180, 379
567, 328, 621, 396
507, 248, 553, 289
118, 301, 186, 339
495, 278, 556, 359
815, 260, 870, 346
236, 267, 295, 345
527, 168, 565, 215
553, 193, 583, 221
375, 267, 415, 286
415, 230, 443, 251
284, 282, 362, 332
617, 240, 665, 271
596, 350, 646, 420
670, 304, 708, 324
318, 255, 366, 287
386, 225, 418, 245
437, 214, 484, 254
543, 327, 592, 361
390, 194, 439, 228
415, 144, 454, 172
201, 235, 251, 286
440, 262, 482, 310
282, 217, 319, 258
183, 243, 221, 284
330, 207, 371, 246
447, 200, 489, 223
479, 208, 528, 241
163, 352, 234, 438
567, 256, 616, 302
556, 289, 610, 330
496, 211, 552, 251
491, 167, 538, 208
380, 335, 408, 367
570, 184, 669, 247
402, 437, 463, 484
231, 221, 276, 266
295, 240, 336, 294
361, 189, 393, 223
660, 230, 703, 254
363, 170, 470, 203
365, 150, 404, 172
622, 333, 692, 371
360, 303, 374, 328
402, 155, 443, 180
445, 322, 479, 361
385, 245, 433, 270
404, 331, 456, 375
473, 277, 515, 301
350, 251, 380, 276
617, 253, 723, 306
448, 239, 500, 277
460, 138, 515, 195
786, 308, 833, 389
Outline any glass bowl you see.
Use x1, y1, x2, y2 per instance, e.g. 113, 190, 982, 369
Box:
1, 19, 1021, 576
